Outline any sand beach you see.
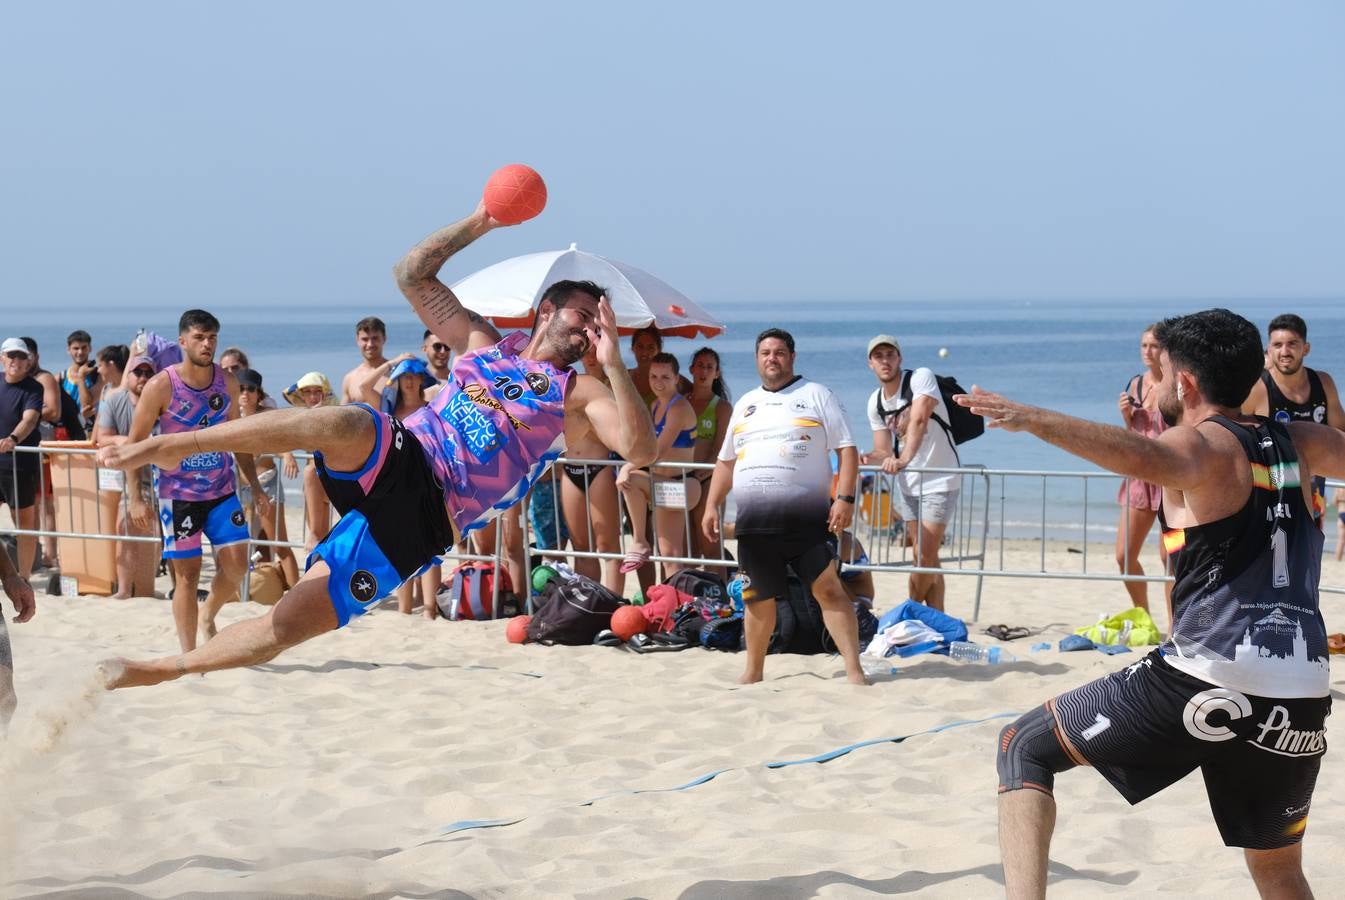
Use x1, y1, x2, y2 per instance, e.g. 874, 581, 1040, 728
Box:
2, 536, 1341, 899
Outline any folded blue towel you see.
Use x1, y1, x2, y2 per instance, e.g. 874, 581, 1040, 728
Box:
1059, 634, 1095, 652
1094, 642, 1132, 655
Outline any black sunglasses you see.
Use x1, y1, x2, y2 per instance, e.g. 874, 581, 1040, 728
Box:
131, 367, 155, 377
5, 352, 29, 360
429, 343, 450, 353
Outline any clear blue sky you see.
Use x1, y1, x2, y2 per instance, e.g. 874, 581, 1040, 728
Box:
4, 1, 1342, 308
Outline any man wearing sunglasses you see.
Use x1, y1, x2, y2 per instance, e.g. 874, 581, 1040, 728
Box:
94, 355, 161, 599
422, 329, 452, 398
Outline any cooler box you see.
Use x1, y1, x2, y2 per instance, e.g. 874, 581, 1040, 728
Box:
42, 440, 117, 596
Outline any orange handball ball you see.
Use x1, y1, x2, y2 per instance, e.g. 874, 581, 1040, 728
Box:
482, 164, 547, 225
505, 614, 531, 644
610, 605, 649, 641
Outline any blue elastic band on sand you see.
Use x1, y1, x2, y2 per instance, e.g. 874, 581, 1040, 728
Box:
436, 712, 1017, 837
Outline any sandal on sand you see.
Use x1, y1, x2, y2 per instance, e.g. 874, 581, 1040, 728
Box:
619, 548, 651, 573
627, 632, 691, 653
1328, 633, 1345, 655
593, 629, 627, 649
984, 624, 1032, 641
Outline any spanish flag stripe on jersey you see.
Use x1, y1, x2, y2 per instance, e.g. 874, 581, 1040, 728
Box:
1249, 461, 1300, 491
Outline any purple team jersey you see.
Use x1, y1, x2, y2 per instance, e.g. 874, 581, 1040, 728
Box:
156, 364, 235, 501
404, 332, 571, 537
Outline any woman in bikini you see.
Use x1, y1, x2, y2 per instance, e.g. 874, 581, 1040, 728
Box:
684, 347, 731, 559
617, 353, 700, 580
1115, 325, 1169, 614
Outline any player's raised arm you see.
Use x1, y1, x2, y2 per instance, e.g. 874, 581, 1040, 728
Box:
392, 204, 501, 351
394, 166, 548, 355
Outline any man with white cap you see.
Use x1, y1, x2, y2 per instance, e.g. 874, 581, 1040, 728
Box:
862, 334, 960, 610
0, 338, 44, 579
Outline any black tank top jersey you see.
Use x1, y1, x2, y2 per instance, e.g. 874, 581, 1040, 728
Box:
1158, 416, 1329, 699
1260, 368, 1328, 425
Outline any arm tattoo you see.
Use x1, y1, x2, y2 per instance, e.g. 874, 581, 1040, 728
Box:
420, 283, 466, 325
394, 218, 485, 285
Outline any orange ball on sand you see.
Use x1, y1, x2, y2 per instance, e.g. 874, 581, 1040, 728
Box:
506, 615, 531, 644
610, 605, 649, 641
482, 164, 547, 225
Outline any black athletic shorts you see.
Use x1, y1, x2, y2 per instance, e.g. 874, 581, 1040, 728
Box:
735, 529, 835, 603
0, 467, 37, 510
1049, 649, 1329, 849
312, 406, 455, 626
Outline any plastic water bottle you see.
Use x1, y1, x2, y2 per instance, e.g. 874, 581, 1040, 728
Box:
727, 577, 745, 613
948, 640, 1017, 664
860, 654, 895, 677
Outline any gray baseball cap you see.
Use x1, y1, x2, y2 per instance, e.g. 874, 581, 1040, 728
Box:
866, 334, 901, 357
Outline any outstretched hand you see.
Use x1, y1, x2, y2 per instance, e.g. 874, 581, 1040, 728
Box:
953, 386, 1036, 432
587, 296, 623, 372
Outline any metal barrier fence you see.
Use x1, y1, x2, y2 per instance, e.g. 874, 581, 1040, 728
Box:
3, 444, 1343, 618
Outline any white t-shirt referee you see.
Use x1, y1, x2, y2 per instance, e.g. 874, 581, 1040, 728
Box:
719, 376, 855, 538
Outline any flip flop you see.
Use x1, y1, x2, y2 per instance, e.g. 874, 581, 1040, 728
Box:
984, 624, 1033, 641
1328, 633, 1345, 655
619, 548, 651, 574
627, 632, 692, 653
593, 629, 628, 649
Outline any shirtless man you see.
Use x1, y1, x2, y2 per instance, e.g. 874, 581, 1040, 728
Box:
123, 310, 271, 652
97, 200, 656, 689
340, 317, 389, 404
960, 308, 1340, 899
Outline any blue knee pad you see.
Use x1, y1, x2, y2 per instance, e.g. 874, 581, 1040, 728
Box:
997, 705, 1076, 795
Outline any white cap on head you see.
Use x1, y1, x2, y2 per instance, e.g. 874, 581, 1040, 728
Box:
2, 337, 31, 358
866, 334, 900, 357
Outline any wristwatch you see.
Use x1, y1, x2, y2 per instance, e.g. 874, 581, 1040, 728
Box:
835, 494, 856, 504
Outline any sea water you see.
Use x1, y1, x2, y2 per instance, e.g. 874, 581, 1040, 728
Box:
9, 296, 1342, 540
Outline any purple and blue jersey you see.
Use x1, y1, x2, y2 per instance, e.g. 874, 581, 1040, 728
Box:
405, 332, 572, 537
156, 364, 235, 501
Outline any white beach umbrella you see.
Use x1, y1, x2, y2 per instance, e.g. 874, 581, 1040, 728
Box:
450, 244, 724, 339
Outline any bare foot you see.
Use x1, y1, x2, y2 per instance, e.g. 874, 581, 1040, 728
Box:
736, 670, 763, 684
846, 670, 872, 686
98, 657, 181, 690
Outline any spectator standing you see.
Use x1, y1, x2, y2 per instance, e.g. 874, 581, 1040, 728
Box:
702, 328, 865, 685
1115, 325, 1169, 614
862, 335, 960, 611
0, 338, 45, 579
94, 354, 160, 598
340, 316, 389, 404
60, 329, 103, 430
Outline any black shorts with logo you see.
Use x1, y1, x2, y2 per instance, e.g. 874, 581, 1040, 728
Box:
735, 529, 835, 603
1049, 649, 1329, 849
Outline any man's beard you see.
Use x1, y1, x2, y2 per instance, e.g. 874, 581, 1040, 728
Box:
1158, 392, 1182, 428
546, 319, 588, 366
1273, 357, 1303, 376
